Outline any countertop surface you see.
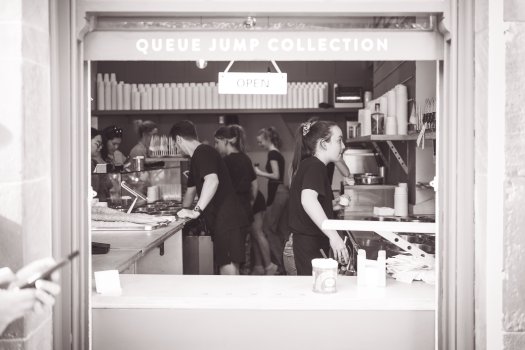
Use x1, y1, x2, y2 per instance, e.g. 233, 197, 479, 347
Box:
92, 219, 188, 252
92, 249, 141, 273
91, 219, 189, 273
92, 274, 435, 311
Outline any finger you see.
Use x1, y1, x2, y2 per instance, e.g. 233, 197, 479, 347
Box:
0, 267, 15, 286
343, 248, 350, 263
16, 258, 56, 281
34, 288, 56, 308
35, 280, 61, 296
333, 250, 339, 262
15, 289, 39, 312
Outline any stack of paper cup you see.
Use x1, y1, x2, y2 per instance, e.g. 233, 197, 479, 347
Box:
385, 117, 397, 135
394, 183, 408, 217
387, 90, 396, 118
359, 109, 372, 136
395, 84, 408, 135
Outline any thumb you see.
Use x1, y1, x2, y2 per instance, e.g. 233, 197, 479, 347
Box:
0, 267, 15, 287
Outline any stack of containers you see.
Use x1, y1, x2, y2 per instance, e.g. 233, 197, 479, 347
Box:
355, 84, 409, 137
394, 183, 408, 217
94, 73, 330, 111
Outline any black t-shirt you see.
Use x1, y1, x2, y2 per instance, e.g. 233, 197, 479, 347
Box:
288, 157, 334, 237
187, 144, 246, 231
265, 150, 285, 206
326, 162, 335, 184
224, 152, 256, 196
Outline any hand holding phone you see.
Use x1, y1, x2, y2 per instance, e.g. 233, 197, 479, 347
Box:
16, 251, 79, 289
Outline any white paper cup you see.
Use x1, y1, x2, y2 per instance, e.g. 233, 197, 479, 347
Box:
312, 258, 338, 293
147, 186, 159, 203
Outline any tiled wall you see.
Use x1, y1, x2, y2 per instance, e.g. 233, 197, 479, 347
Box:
0, 0, 53, 349
477, 0, 525, 348
503, 4, 525, 348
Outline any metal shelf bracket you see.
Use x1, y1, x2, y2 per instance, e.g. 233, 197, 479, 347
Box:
386, 141, 409, 175
371, 142, 388, 166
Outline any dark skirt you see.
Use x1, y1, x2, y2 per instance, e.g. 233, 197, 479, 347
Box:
206, 194, 248, 267
238, 192, 254, 223
292, 233, 330, 276
252, 191, 266, 215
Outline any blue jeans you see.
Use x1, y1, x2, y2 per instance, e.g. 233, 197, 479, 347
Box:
283, 234, 297, 275
263, 184, 289, 269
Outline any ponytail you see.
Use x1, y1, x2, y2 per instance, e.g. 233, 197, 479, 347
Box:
214, 124, 246, 153
228, 124, 246, 153
258, 127, 281, 149
291, 120, 336, 176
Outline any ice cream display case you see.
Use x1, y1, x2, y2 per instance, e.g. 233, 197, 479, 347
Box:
91, 161, 188, 213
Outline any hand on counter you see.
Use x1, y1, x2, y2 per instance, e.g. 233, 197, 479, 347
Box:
333, 194, 351, 211
177, 208, 201, 219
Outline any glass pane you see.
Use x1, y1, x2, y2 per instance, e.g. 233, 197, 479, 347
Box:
95, 16, 435, 31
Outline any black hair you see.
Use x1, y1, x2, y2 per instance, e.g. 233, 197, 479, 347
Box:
133, 120, 157, 138
291, 119, 337, 176
101, 125, 123, 162
170, 120, 198, 140
224, 115, 239, 126
214, 124, 246, 153
91, 127, 100, 140
258, 126, 281, 149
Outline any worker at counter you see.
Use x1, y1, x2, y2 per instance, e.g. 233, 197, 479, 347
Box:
171, 120, 249, 275
129, 120, 158, 159
289, 120, 349, 275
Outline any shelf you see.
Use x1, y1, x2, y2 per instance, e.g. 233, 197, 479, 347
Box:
147, 157, 188, 162
345, 132, 436, 143
91, 108, 358, 116
344, 185, 396, 190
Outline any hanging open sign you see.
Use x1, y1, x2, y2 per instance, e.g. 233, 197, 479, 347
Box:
218, 60, 287, 95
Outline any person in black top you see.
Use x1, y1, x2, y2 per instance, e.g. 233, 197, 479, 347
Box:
214, 125, 278, 275
171, 120, 248, 275
254, 127, 288, 272
288, 120, 349, 275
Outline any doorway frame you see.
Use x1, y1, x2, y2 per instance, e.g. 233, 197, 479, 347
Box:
50, 2, 476, 349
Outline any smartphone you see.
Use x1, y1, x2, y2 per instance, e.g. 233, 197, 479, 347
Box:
18, 250, 80, 289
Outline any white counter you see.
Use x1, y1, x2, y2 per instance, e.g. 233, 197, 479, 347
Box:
93, 274, 435, 311
92, 275, 435, 350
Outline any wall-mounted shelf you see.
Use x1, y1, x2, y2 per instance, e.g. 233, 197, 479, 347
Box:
345, 132, 436, 144
344, 185, 397, 190
147, 157, 188, 162
91, 108, 358, 116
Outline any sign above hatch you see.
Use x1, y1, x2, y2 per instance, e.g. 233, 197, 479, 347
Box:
218, 60, 287, 95
84, 31, 444, 61
218, 73, 287, 95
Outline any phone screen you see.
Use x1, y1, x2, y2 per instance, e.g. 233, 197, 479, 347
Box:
18, 251, 80, 289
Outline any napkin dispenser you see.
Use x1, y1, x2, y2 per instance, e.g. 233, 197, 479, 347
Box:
333, 84, 364, 108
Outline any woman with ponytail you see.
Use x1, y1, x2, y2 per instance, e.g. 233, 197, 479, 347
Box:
254, 127, 288, 273
288, 120, 349, 275
129, 120, 158, 159
214, 125, 277, 275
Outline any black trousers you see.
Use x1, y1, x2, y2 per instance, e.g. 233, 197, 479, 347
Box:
292, 233, 330, 276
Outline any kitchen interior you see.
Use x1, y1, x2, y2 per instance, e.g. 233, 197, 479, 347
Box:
91, 59, 436, 273
90, 58, 438, 348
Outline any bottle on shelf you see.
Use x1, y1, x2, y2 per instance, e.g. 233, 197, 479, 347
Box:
371, 103, 385, 135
